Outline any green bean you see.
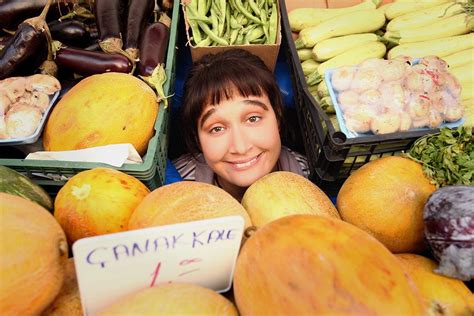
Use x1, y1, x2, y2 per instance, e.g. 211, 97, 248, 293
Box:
234, 0, 262, 25
226, 3, 231, 37
187, 15, 212, 24
209, 6, 219, 35
267, 4, 278, 44
230, 28, 239, 44
196, 36, 212, 47
249, 0, 261, 16
198, 0, 207, 17
259, 8, 269, 42
230, 15, 241, 29
198, 20, 229, 45
245, 26, 264, 42
186, 6, 202, 44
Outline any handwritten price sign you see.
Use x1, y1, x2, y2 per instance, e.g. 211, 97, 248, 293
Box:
72, 216, 245, 316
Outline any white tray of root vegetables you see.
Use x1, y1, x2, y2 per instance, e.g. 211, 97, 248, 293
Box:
325, 56, 465, 138
0, 74, 61, 145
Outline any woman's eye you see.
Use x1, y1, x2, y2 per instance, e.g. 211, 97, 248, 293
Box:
247, 116, 261, 123
209, 126, 224, 134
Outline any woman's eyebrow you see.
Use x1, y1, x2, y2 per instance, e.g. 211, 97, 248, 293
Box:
199, 108, 216, 128
244, 99, 269, 110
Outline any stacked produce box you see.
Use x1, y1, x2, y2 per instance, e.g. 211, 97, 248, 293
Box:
283, 0, 473, 192
0, 0, 178, 189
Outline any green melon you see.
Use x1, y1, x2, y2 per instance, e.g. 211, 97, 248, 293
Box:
0, 166, 53, 211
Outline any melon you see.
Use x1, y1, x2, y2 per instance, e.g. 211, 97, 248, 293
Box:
128, 181, 252, 230
396, 254, 474, 316
43, 72, 157, 156
337, 156, 436, 253
42, 258, 83, 316
0, 165, 53, 210
241, 171, 340, 227
54, 168, 150, 244
233, 214, 425, 315
97, 283, 238, 316
0, 193, 68, 316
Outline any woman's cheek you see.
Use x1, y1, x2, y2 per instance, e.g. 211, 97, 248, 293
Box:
199, 133, 230, 161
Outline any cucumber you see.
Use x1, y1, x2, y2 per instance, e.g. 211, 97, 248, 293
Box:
312, 33, 379, 62
0, 166, 53, 211
295, 9, 385, 49
387, 33, 474, 59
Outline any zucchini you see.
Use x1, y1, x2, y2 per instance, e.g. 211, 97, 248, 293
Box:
386, 2, 464, 32
301, 59, 319, 76
449, 63, 473, 86
295, 9, 385, 49
297, 48, 313, 61
384, 14, 473, 44
307, 41, 386, 85
442, 48, 474, 68
384, 0, 451, 20
312, 33, 379, 62
387, 33, 474, 59
317, 80, 329, 98
288, 0, 377, 32
462, 98, 473, 128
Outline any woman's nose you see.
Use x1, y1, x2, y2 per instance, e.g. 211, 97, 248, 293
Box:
229, 127, 251, 154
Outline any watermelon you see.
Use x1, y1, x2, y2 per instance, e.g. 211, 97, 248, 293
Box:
0, 166, 53, 211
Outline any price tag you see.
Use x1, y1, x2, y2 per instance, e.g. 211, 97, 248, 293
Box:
72, 215, 245, 316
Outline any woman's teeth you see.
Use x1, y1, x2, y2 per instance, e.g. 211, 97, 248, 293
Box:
233, 156, 258, 169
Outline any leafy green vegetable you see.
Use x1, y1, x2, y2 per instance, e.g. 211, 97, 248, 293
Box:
406, 127, 474, 187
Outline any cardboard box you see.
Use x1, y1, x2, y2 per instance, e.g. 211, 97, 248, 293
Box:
182, 0, 281, 72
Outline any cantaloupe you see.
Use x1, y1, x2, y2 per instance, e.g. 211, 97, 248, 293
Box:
54, 168, 150, 244
337, 156, 436, 253
97, 283, 238, 316
43, 72, 157, 156
42, 258, 83, 316
233, 214, 425, 315
128, 181, 252, 230
0, 193, 69, 316
396, 254, 474, 316
241, 171, 340, 227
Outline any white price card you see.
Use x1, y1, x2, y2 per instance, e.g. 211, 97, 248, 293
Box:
72, 215, 245, 316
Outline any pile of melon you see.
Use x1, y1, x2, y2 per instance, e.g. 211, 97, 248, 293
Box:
1, 154, 473, 315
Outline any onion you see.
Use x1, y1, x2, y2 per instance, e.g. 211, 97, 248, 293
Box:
424, 185, 474, 281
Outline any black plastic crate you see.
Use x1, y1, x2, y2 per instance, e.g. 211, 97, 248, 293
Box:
279, 0, 444, 196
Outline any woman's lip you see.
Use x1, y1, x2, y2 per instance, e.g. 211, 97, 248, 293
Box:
227, 153, 262, 170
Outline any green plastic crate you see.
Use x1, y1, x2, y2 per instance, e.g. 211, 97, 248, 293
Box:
0, 0, 179, 190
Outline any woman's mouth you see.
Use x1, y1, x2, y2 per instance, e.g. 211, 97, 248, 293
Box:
228, 153, 262, 170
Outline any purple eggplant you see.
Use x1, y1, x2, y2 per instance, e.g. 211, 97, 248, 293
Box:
137, 14, 170, 77
49, 19, 95, 48
55, 46, 133, 77
0, 1, 52, 80
94, 0, 127, 52
0, 0, 75, 30
124, 0, 155, 60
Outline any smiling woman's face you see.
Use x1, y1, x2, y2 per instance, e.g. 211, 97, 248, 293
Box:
197, 89, 281, 194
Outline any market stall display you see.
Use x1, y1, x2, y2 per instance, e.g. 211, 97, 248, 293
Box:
0, 0, 178, 190
0, 0, 473, 315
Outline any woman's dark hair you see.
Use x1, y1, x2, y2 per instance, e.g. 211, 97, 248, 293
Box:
181, 49, 285, 154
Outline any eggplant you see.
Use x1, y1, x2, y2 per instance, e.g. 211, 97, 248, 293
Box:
94, 0, 127, 51
55, 46, 133, 77
0, 0, 75, 30
0, 1, 51, 80
424, 185, 474, 281
124, 0, 155, 60
137, 14, 170, 77
49, 19, 94, 48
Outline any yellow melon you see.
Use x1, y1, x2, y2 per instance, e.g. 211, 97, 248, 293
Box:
43, 72, 157, 156
337, 156, 436, 253
127, 181, 252, 230
54, 168, 150, 244
241, 171, 340, 227
97, 283, 238, 315
0, 193, 68, 316
233, 214, 425, 315
396, 254, 474, 316
42, 258, 83, 316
